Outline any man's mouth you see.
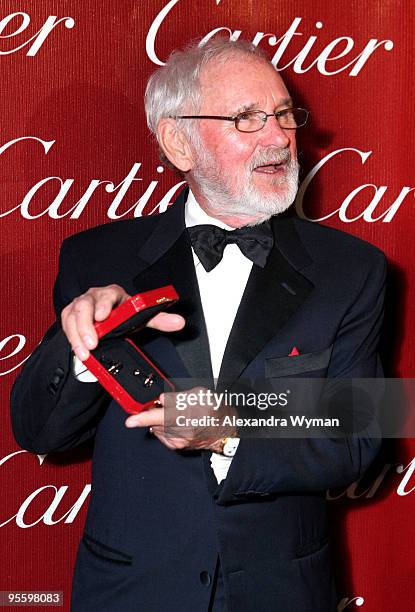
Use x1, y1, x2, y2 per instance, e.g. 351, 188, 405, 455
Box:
253, 162, 286, 174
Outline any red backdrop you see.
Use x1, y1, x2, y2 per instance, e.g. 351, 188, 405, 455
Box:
1, 1, 414, 610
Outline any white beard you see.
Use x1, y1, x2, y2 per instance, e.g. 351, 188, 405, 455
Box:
189, 144, 299, 224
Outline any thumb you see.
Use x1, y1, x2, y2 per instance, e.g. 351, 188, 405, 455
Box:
146, 312, 185, 332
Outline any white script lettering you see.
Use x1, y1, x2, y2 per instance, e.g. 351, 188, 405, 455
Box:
0, 136, 185, 218
337, 597, 365, 610
0, 334, 30, 376
0, 450, 90, 528
146, 2, 393, 76
0, 12, 75, 56
1, 137, 411, 223
296, 148, 414, 223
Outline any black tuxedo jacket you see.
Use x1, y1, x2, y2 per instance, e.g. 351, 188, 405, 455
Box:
11, 188, 386, 612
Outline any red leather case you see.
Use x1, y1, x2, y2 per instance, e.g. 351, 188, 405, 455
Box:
82, 285, 179, 414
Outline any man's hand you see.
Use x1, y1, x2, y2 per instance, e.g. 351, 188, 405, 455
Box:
61, 284, 185, 360
125, 388, 237, 452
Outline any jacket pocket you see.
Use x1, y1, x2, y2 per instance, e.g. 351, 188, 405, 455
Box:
265, 345, 333, 378
82, 532, 133, 565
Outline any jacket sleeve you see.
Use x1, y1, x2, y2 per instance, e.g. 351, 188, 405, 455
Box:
214, 249, 387, 505
10, 239, 110, 454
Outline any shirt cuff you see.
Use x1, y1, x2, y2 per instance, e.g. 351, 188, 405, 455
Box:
72, 355, 98, 383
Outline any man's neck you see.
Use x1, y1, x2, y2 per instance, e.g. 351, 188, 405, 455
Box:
188, 184, 268, 229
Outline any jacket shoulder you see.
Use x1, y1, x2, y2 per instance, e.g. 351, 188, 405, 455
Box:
292, 217, 386, 269
55, 214, 165, 295
62, 214, 159, 255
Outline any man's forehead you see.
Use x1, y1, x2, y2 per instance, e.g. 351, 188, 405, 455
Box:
199, 56, 290, 110
234, 98, 293, 114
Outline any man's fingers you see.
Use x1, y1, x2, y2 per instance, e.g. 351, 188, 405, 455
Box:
62, 310, 90, 360
125, 407, 164, 428
94, 286, 130, 321
62, 287, 179, 362
94, 298, 115, 322
62, 286, 181, 362
71, 294, 99, 350
61, 284, 130, 360
62, 296, 96, 359
146, 312, 185, 332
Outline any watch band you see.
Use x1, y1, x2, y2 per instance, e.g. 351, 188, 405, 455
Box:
220, 437, 240, 457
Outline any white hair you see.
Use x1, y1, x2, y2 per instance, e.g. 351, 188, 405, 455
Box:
144, 38, 270, 166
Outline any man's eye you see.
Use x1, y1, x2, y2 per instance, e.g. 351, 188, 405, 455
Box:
238, 112, 255, 121
278, 109, 296, 127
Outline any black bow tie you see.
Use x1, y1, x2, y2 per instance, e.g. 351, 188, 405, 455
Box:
187, 222, 274, 272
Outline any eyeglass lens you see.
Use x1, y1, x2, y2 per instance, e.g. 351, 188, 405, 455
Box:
235, 109, 307, 132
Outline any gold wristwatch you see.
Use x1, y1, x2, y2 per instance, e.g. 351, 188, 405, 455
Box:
218, 437, 240, 457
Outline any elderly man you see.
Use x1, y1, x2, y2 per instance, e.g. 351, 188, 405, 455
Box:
11, 38, 385, 611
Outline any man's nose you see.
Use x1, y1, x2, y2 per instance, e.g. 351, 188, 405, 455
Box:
257, 115, 292, 148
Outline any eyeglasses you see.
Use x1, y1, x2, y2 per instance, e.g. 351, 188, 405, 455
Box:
171, 107, 309, 133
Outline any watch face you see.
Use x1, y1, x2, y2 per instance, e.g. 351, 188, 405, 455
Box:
223, 438, 239, 457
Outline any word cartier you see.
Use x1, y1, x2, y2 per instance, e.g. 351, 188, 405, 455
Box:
2, 450, 415, 530
148, 3, 393, 76
0, 138, 412, 223
1, 7, 393, 79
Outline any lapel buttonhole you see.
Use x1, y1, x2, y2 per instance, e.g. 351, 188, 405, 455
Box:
280, 282, 297, 296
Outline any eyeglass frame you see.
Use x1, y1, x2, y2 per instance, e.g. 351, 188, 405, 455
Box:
169, 107, 309, 133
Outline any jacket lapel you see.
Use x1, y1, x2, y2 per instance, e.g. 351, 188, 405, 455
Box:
217, 215, 314, 388
132, 190, 213, 383
130, 190, 314, 388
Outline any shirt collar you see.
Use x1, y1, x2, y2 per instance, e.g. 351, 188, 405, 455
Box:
185, 189, 235, 231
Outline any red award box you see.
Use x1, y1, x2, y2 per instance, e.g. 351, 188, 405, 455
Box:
82, 285, 179, 414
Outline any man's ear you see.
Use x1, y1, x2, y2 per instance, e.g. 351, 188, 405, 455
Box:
157, 118, 194, 172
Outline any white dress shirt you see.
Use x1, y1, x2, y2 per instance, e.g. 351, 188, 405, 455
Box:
185, 191, 252, 482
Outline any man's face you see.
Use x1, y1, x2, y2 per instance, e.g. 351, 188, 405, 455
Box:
187, 56, 299, 223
